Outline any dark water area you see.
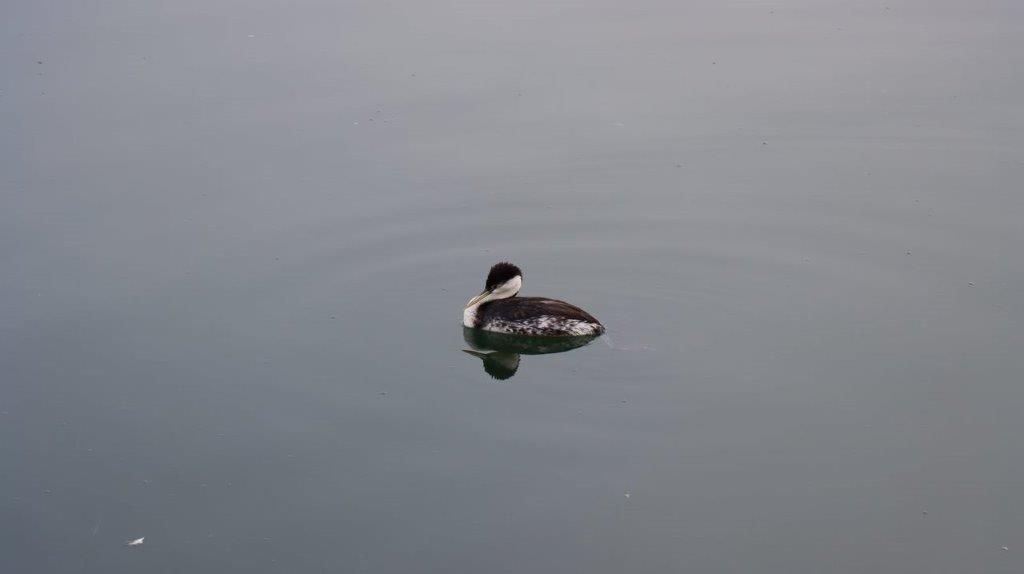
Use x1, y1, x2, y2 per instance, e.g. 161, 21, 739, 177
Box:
3, 1, 1023, 572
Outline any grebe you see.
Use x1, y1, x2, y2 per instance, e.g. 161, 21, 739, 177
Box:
463, 262, 605, 337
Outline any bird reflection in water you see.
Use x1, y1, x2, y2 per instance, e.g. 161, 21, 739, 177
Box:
462, 327, 600, 380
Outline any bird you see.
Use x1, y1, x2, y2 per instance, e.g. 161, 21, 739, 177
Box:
463, 262, 604, 337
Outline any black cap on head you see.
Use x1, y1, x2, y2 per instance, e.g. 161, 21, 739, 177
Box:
485, 262, 522, 290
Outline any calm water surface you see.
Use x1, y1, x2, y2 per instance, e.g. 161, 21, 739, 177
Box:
3, 1, 1023, 572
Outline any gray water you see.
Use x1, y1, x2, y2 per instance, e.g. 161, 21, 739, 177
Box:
3, 1, 1023, 572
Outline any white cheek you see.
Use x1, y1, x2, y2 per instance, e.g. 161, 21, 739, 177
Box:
494, 276, 522, 298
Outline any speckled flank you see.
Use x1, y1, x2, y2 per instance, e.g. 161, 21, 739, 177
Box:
480, 315, 604, 337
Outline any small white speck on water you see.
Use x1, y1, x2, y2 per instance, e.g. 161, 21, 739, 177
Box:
624, 492, 631, 498
1002, 546, 1009, 551
126, 537, 145, 547
968, 282, 975, 286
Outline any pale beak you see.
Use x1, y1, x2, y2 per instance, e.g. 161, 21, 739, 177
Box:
464, 289, 492, 309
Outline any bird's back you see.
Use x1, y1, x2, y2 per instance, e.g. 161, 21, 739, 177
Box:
477, 297, 604, 336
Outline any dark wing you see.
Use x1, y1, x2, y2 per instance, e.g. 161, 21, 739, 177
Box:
485, 297, 602, 325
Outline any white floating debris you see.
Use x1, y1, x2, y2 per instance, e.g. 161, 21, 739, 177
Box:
126, 537, 145, 547
624, 492, 631, 498
1002, 546, 1009, 551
